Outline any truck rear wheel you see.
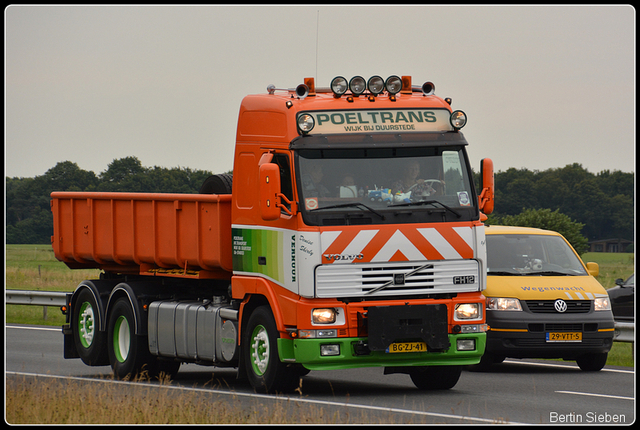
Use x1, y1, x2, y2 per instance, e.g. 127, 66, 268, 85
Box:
107, 297, 152, 379
73, 288, 108, 366
243, 305, 299, 393
409, 365, 462, 390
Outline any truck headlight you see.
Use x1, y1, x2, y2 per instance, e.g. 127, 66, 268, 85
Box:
454, 303, 481, 320
450, 110, 467, 129
594, 297, 611, 311
297, 114, 315, 134
312, 308, 337, 324
486, 297, 522, 311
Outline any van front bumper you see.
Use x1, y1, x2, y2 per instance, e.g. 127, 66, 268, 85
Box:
485, 309, 614, 359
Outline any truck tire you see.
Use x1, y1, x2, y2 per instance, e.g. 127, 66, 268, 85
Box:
576, 352, 608, 371
107, 297, 153, 379
199, 174, 233, 194
243, 305, 299, 393
409, 365, 462, 390
73, 288, 108, 366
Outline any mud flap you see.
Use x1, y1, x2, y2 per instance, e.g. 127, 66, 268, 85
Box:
367, 304, 450, 352
62, 324, 80, 359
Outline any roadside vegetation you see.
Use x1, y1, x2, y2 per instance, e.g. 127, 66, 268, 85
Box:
6, 374, 394, 425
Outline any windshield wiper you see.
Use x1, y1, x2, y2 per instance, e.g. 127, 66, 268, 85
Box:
534, 271, 574, 276
390, 200, 461, 218
310, 202, 385, 220
488, 271, 524, 276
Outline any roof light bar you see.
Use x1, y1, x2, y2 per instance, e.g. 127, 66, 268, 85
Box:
331, 76, 348, 97
367, 75, 385, 95
349, 76, 366, 96
385, 75, 402, 95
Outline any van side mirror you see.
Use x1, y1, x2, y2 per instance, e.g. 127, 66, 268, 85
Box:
478, 158, 494, 215
586, 262, 599, 277
259, 163, 282, 221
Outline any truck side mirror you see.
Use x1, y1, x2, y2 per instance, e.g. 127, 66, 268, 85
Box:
259, 163, 282, 221
478, 158, 494, 215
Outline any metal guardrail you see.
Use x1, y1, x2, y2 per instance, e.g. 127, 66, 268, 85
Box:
613, 321, 634, 343
6, 290, 68, 320
5, 289, 636, 343
6, 289, 68, 307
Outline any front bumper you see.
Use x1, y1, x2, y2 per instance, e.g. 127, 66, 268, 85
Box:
485, 309, 614, 359
278, 333, 486, 370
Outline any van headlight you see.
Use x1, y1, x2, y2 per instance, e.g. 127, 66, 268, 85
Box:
594, 297, 611, 311
454, 303, 482, 320
486, 297, 522, 311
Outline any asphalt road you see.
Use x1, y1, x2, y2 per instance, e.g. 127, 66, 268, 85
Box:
5, 324, 635, 424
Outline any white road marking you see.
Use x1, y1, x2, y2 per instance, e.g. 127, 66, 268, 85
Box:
555, 391, 634, 401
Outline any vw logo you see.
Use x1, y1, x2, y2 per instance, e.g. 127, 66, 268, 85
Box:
554, 299, 568, 313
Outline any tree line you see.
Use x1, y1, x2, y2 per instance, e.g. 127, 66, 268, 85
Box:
477, 163, 634, 250
6, 157, 635, 250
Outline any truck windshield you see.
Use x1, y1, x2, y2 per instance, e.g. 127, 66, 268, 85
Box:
486, 234, 588, 276
294, 137, 477, 225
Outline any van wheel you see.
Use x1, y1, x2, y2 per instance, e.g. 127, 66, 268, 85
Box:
576, 352, 608, 371
409, 365, 462, 390
243, 306, 299, 393
199, 174, 233, 194
107, 298, 152, 379
73, 288, 108, 366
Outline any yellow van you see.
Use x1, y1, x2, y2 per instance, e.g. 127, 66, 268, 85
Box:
480, 225, 615, 371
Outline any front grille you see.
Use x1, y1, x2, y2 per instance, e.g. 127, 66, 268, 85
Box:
315, 259, 479, 298
524, 300, 592, 314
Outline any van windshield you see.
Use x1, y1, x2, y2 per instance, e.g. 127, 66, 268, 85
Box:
486, 233, 588, 276
294, 143, 477, 226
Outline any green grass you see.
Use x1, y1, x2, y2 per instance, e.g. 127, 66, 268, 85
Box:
581, 252, 635, 289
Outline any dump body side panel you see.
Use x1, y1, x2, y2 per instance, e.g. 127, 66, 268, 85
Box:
51, 192, 233, 278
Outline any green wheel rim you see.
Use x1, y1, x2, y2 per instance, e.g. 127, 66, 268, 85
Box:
77, 301, 95, 348
112, 315, 131, 363
249, 324, 270, 376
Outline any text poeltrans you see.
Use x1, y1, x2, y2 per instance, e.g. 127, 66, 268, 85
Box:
300, 109, 453, 134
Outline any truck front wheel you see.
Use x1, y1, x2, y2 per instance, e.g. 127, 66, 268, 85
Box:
107, 297, 152, 379
409, 365, 462, 390
73, 288, 108, 366
243, 306, 299, 393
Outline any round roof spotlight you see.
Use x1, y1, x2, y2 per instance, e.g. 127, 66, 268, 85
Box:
367, 75, 385, 95
422, 81, 435, 96
297, 113, 315, 134
349, 76, 366, 96
450, 110, 467, 130
331, 76, 348, 97
296, 84, 309, 99
385, 75, 402, 95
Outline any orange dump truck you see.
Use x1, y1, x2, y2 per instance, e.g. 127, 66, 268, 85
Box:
52, 75, 495, 392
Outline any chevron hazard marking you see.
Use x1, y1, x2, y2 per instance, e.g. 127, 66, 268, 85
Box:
320, 226, 475, 264
372, 230, 425, 262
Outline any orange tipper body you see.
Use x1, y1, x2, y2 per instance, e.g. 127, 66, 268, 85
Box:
51, 75, 495, 392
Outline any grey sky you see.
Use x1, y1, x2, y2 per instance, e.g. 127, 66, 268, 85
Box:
5, 5, 635, 179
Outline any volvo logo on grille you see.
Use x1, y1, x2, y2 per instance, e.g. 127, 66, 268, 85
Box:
393, 273, 405, 285
554, 299, 568, 313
